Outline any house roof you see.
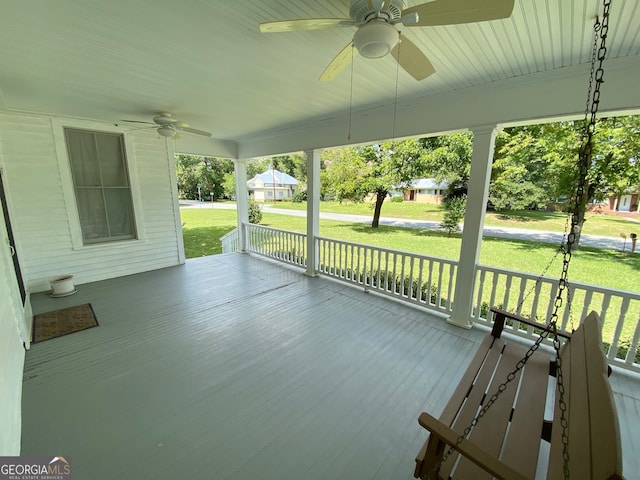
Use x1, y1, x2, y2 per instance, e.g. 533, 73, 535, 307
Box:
0, 2, 638, 158
405, 178, 449, 190
247, 169, 298, 188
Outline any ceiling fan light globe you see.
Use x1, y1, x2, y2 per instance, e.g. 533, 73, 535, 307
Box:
353, 21, 399, 58
157, 125, 176, 138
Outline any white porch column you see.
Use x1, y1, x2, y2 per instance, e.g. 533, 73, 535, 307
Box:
448, 126, 499, 329
234, 158, 249, 252
305, 149, 321, 276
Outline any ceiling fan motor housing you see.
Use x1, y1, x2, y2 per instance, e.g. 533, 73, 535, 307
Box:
349, 0, 405, 23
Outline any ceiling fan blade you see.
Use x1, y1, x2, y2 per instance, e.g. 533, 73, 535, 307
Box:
260, 18, 353, 33
391, 35, 435, 81
120, 119, 154, 125
178, 126, 212, 137
403, 0, 515, 27
319, 42, 358, 81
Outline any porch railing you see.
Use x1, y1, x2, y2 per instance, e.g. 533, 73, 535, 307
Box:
472, 266, 640, 368
245, 223, 307, 268
225, 225, 640, 372
221, 229, 239, 254
317, 236, 456, 315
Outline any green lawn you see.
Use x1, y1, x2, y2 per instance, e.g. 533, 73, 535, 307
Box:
257, 212, 639, 294
180, 207, 638, 293
180, 209, 238, 257
267, 200, 640, 238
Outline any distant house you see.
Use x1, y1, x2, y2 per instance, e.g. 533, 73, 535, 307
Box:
247, 168, 298, 201
392, 178, 449, 204
609, 192, 639, 212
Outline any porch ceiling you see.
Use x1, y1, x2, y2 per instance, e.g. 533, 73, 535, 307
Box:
1, 1, 639, 157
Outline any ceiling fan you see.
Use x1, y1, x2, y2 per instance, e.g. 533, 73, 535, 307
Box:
121, 113, 212, 139
259, 0, 515, 81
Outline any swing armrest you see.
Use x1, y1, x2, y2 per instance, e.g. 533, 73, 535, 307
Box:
418, 412, 529, 480
490, 308, 572, 339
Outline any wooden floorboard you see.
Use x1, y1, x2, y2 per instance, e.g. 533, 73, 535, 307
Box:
22, 254, 640, 480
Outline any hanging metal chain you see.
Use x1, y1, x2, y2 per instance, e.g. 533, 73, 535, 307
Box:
517, 6, 605, 321
424, 2, 611, 478
550, 4, 610, 476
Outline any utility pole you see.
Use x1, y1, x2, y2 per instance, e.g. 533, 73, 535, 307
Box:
272, 161, 277, 202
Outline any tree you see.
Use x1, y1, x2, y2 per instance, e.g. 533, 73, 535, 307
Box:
420, 132, 473, 188
246, 158, 271, 179
493, 115, 640, 246
271, 153, 307, 184
490, 125, 560, 210
222, 172, 237, 199
590, 116, 640, 207
175, 155, 234, 200
495, 116, 640, 208
322, 139, 427, 227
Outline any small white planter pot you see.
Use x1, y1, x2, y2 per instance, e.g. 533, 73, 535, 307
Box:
50, 275, 76, 297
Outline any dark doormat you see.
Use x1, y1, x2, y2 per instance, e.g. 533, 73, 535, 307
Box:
32, 303, 99, 343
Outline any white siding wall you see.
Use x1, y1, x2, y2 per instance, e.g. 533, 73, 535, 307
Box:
0, 113, 183, 292
0, 199, 25, 455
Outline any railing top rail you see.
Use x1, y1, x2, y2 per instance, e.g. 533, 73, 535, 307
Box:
220, 228, 239, 241
317, 235, 458, 266
477, 263, 640, 299
246, 223, 306, 237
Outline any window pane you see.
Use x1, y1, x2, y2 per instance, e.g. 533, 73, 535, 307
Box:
97, 134, 127, 186
66, 128, 137, 245
104, 188, 135, 237
75, 188, 109, 241
66, 130, 101, 186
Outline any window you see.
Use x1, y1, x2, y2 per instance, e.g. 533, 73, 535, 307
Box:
64, 128, 137, 244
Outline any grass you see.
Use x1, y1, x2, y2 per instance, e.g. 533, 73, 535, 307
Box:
180, 209, 238, 257
267, 200, 640, 238
179, 207, 639, 293
257, 212, 639, 293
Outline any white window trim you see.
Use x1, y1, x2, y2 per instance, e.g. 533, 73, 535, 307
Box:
51, 118, 146, 249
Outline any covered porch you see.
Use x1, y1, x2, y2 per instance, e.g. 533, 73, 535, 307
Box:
1, 0, 639, 467
23, 254, 640, 479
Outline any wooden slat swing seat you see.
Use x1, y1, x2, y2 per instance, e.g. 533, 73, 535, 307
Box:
413, 309, 623, 480
413, 1, 624, 478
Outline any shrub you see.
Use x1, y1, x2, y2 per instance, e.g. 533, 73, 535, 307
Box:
291, 190, 307, 203
248, 201, 262, 224
390, 196, 403, 203
441, 195, 467, 236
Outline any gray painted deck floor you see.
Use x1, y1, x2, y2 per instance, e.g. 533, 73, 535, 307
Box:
23, 254, 640, 480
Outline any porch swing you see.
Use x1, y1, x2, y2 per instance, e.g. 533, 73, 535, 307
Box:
413, 1, 623, 479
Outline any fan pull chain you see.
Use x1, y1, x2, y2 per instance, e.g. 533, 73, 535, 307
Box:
390, 34, 401, 152
347, 44, 355, 142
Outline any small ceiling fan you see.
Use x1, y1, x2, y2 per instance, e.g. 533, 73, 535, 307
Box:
121, 113, 212, 139
259, 0, 515, 81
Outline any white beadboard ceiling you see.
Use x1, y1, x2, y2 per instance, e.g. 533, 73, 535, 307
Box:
0, 0, 638, 157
